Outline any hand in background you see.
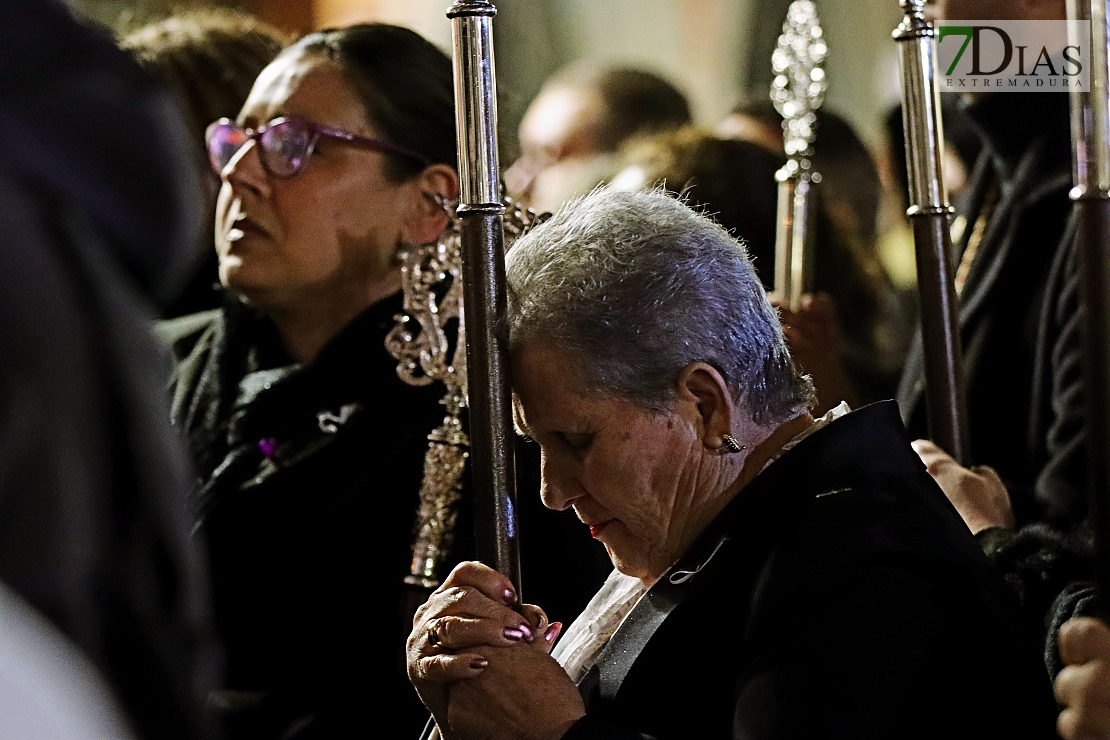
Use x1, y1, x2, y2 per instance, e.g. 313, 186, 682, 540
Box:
772, 292, 858, 414
1056, 617, 1110, 740
911, 439, 1014, 534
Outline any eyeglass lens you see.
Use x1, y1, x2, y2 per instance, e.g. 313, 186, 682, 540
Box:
258, 121, 314, 178
207, 123, 247, 176
206, 120, 316, 179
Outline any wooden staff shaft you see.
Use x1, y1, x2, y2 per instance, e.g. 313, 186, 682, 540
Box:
910, 211, 969, 463
1078, 198, 1110, 620
1069, 0, 1110, 619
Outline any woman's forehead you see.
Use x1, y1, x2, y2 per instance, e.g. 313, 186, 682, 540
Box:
511, 344, 613, 428
237, 51, 370, 134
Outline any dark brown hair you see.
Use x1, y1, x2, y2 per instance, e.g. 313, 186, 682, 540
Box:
291, 24, 457, 181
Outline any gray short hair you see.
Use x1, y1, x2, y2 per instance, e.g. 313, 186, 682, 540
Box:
505, 188, 814, 425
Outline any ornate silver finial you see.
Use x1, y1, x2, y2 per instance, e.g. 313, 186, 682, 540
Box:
901, 0, 927, 19
771, 0, 828, 158
387, 193, 544, 589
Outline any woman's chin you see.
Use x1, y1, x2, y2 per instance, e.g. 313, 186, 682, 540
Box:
218, 267, 280, 310
607, 548, 652, 582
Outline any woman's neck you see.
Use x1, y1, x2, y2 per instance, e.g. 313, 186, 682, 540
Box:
640, 412, 816, 588
265, 270, 402, 363
731, 413, 815, 492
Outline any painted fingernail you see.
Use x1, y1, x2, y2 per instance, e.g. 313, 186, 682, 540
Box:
518, 623, 535, 642
503, 627, 524, 641
470, 657, 488, 670
503, 589, 518, 604
545, 622, 563, 644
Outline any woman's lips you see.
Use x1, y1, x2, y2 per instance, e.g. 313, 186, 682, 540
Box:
588, 520, 612, 538
227, 215, 271, 242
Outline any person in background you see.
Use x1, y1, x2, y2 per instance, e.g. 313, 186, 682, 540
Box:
122, 9, 291, 318
505, 62, 691, 213
0, 1, 220, 738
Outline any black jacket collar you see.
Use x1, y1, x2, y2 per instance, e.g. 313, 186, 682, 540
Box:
592, 401, 932, 700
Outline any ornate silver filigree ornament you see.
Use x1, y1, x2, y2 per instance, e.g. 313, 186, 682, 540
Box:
771, 0, 828, 160
386, 193, 544, 589
771, 0, 828, 309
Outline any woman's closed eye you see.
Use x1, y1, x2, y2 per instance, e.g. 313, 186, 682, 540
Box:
559, 432, 594, 453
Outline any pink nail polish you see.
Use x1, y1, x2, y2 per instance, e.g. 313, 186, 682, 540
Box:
545, 622, 563, 644
503, 589, 518, 604
470, 657, 488, 670
518, 623, 534, 642
503, 627, 524, 641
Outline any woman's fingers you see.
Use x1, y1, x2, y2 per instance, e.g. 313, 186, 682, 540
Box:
439, 561, 518, 607
520, 604, 549, 633
410, 652, 489, 684
423, 615, 536, 651
414, 583, 522, 632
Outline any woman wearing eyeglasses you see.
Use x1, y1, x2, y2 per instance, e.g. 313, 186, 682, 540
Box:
155, 24, 609, 739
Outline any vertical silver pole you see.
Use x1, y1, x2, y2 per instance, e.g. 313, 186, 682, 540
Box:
893, 0, 970, 464
447, 0, 521, 592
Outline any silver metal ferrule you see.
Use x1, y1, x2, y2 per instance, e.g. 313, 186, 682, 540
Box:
894, 0, 950, 212
1069, 0, 1110, 198
449, 2, 503, 209
774, 162, 819, 308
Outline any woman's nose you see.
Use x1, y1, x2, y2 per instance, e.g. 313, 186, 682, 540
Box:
222, 139, 269, 196
538, 451, 575, 511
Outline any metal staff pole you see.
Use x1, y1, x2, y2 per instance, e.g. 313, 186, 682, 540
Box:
893, 0, 971, 464
771, 0, 827, 310
1068, 0, 1110, 619
447, 0, 522, 593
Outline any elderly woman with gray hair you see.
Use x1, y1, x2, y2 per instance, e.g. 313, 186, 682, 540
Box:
406, 188, 1057, 739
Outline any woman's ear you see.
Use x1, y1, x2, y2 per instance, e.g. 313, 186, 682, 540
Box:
675, 362, 735, 452
400, 164, 460, 245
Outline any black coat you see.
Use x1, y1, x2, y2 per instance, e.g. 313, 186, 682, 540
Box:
160, 294, 608, 739
563, 403, 1058, 739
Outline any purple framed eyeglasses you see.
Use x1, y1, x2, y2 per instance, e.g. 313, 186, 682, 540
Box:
204, 116, 432, 179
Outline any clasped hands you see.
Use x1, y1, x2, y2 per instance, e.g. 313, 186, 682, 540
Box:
407, 561, 586, 740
